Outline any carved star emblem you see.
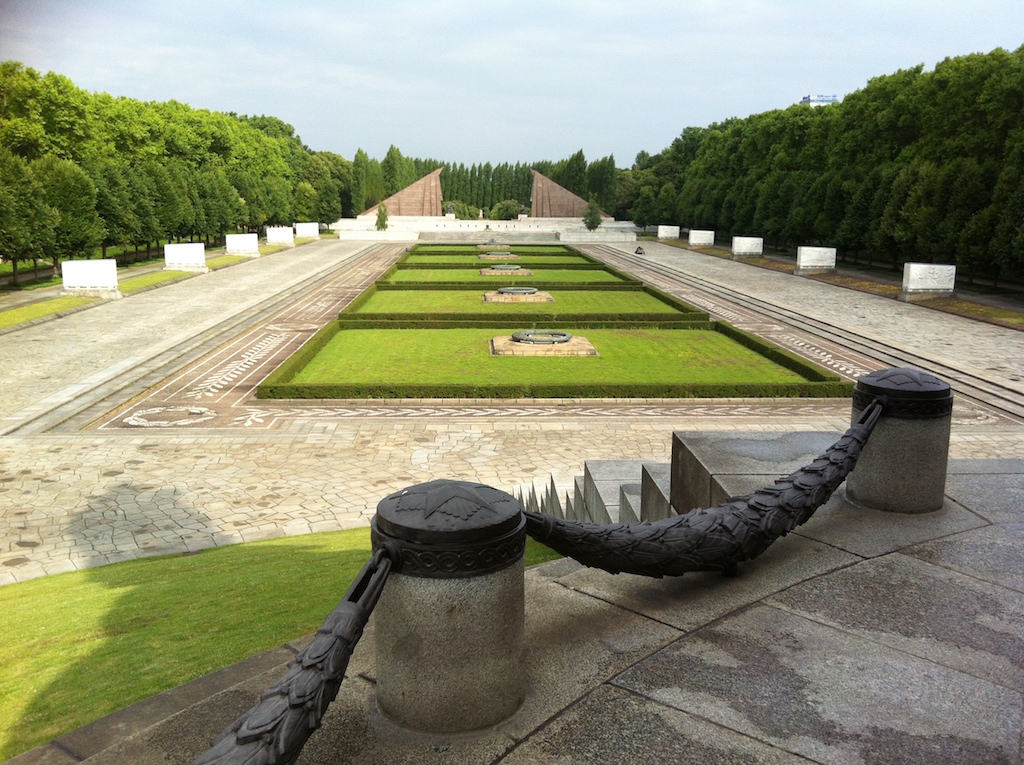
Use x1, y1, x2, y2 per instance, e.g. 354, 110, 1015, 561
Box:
393, 480, 504, 521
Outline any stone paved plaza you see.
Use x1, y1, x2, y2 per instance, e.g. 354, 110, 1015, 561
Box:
1, 239, 1023, 585
4, 237, 1024, 765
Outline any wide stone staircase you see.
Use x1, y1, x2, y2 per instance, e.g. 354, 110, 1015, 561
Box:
516, 430, 840, 523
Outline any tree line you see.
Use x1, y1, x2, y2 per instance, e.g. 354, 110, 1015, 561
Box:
620, 46, 1024, 283
0, 60, 620, 283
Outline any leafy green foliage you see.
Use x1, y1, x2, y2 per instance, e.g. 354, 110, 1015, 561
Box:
489, 199, 522, 220
633, 45, 1024, 280
375, 202, 389, 231
583, 195, 603, 231
0, 147, 55, 283
31, 155, 105, 267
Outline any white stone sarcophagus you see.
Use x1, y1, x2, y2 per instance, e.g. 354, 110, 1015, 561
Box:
899, 263, 956, 301
266, 226, 295, 246
294, 222, 320, 239
796, 246, 837, 275
657, 225, 680, 240
731, 236, 763, 256
688, 230, 715, 247
164, 242, 208, 273
225, 233, 260, 257
61, 259, 121, 299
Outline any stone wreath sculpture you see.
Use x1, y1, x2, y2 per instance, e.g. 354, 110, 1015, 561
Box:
524, 398, 885, 577
192, 398, 884, 765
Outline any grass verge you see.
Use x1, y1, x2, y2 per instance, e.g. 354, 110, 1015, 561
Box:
119, 270, 191, 293
207, 255, 251, 269
0, 530, 561, 759
913, 295, 1024, 330
0, 296, 97, 330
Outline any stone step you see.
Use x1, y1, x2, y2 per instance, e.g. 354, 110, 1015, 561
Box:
640, 462, 673, 521
584, 460, 648, 523
618, 482, 642, 524
572, 475, 588, 522
670, 430, 839, 513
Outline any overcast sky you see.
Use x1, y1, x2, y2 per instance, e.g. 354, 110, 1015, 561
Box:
2, 0, 1022, 167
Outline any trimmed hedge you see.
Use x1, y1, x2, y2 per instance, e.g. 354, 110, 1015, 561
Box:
395, 262, 610, 270
259, 379, 853, 400
371, 281, 644, 291
332, 318, 715, 329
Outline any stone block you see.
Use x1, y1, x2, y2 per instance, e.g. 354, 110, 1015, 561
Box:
572, 475, 588, 522
795, 245, 836, 274
640, 462, 673, 521
584, 460, 645, 524
163, 242, 207, 273
731, 236, 763, 256
225, 233, 259, 256
60, 259, 121, 299
266, 226, 295, 246
294, 222, 320, 239
618, 483, 642, 524
899, 263, 955, 301
656, 225, 680, 240
671, 430, 838, 514
688, 229, 714, 247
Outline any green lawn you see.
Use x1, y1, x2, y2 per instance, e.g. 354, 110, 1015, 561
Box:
291, 328, 807, 388
206, 254, 251, 269
411, 244, 572, 254
384, 268, 627, 283
119, 270, 190, 293
403, 255, 593, 265
0, 530, 561, 759
352, 289, 684, 315
0, 297, 97, 330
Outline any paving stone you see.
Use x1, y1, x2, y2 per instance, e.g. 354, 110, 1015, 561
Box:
549, 533, 859, 632
903, 524, 1024, 593
769, 553, 1024, 691
614, 604, 1022, 765
502, 684, 812, 765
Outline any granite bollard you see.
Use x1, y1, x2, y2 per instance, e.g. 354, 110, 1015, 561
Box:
846, 368, 953, 513
371, 479, 526, 733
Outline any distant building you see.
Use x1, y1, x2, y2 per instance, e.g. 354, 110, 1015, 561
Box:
800, 94, 839, 107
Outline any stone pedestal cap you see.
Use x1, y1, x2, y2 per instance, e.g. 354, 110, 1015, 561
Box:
371, 479, 526, 578
853, 368, 953, 419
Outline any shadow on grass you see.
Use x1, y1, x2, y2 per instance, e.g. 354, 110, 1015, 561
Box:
4, 479, 375, 760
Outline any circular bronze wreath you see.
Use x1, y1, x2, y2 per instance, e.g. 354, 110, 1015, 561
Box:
511, 330, 572, 344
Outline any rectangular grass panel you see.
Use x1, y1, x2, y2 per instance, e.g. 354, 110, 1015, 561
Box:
258, 327, 852, 399
383, 269, 628, 283
402, 255, 594, 265
351, 290, 688, 315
